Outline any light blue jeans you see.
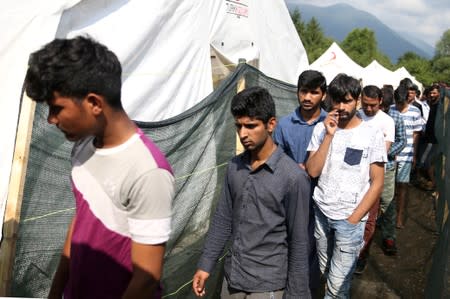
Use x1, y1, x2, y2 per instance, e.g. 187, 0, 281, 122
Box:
314, 207, 365, 299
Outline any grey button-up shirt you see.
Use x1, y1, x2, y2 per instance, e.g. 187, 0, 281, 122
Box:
197, 146, 311, 298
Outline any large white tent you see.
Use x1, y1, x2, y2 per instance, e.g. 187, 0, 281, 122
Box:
309, 42, 363, 84
0, 0, 308, 239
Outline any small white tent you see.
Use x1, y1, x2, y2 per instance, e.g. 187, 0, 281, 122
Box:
0, 0, 308, 239
361, 60, 397, 88
309, 42, 363, 84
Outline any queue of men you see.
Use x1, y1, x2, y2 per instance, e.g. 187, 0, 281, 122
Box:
193, 70, 442, 298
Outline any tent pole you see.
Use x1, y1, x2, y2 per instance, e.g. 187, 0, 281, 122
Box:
235, 59, 246, 155
0, 93, 35, 295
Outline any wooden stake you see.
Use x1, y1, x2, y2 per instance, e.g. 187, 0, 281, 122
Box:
0, 94, 36, 295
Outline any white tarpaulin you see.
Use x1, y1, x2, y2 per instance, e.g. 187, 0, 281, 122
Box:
309, 42, 363, 84
0, 0, 308, 239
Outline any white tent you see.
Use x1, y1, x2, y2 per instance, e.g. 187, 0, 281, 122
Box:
0, 0, 308, 239
309, 42, 363, 84
361, 60, 397, 88
394, 66, 423, 91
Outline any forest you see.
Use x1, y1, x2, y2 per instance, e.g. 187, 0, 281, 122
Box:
291, 9, 450, 85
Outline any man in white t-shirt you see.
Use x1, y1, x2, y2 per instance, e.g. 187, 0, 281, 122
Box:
354, 85, 395, 274
306, 74, 386, 298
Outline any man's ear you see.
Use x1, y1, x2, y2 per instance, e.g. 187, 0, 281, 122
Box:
267, 117, 277, 133
321, 92, 327, 101
85, 93, 104, 115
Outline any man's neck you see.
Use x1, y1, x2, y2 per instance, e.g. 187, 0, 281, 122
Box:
338, 115, 362, 130
250, 139, 277, 170
396, 103, 409, 113
300, 106, 321, 124
94, 110, 137, 148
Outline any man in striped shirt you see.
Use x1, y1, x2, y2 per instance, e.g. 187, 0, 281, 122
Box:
389, 84, 423, 229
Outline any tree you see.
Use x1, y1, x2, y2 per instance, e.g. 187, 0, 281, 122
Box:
341, 28, 377, 67
397, 52, 434, 85
291, 9, 305, 39
302, 17, 333, 62
431, 29, 450, 83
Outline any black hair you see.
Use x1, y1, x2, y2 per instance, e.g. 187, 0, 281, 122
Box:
394, 84, 409, 105
230, 86, 275, 123
362, 85, 382, 99
25, 35, 123, 109
381, 86, 394, 110
328, 73, 361, 102
398, 78, 413, 89
297, 70, 327, 93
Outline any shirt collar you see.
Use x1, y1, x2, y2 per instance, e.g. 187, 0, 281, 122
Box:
291, 107, 326, 125
241, 146, 284, 173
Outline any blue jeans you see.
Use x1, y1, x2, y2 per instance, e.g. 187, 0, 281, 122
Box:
314, 207, 365, 298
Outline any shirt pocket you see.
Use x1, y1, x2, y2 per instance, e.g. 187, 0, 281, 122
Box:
344, 147, 363, 166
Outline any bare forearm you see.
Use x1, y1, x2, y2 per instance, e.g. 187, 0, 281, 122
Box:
306, 134, 333, 177
122, 274, 160, 299
48, 256, 70, 299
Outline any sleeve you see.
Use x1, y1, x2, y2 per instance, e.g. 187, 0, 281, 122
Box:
307, 122, 325, 152
273, 121, 285, 148
413, 110, 425, 132
197, 168, 233, 274
284, 171, 312, 298
370, 128, 388, 164
388, 115, 406, 159
126, 168, 174, 244
385, 116, 395, 143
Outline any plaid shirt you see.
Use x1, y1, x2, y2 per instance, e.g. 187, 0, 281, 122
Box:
387, 109, 407, 169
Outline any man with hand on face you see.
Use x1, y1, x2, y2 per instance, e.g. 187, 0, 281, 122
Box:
306, 74, 386, 298
192, 87, 312, 298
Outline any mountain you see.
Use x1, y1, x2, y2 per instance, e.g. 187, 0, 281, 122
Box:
285, 2, 434, 62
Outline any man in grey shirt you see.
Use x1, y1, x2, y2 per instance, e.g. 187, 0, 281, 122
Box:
192, 87, 312, 298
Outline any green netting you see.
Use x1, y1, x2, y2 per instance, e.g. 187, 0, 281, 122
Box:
10, 64, 449, 298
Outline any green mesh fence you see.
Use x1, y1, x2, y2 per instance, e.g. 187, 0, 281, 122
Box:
9, 64, 449, 298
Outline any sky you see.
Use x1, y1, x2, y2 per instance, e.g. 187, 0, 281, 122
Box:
287, 0, 450, 47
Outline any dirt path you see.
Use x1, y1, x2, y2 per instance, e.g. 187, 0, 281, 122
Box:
351, 185, 438, 298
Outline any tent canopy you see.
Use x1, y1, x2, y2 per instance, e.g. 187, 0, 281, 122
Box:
309, 42, 363, 84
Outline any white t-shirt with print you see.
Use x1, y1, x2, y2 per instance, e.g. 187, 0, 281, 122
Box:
307, 121, 387, 220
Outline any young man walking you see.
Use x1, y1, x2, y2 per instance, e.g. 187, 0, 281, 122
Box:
273, 69, 327, 294
192, 87, 311, 298
354, 85, 395, 273
306, 74, 386, 298
25, 36, 174, 299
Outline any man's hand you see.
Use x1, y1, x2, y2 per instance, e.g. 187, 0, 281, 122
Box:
192, 269, 210, 297
324, 109, 339, 135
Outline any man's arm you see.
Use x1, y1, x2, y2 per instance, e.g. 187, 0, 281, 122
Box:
122, 242, 165, 299
192, 170, 234, 296
48, 216, 76, 299
284, 172, 311, 299
347, 162, 385, 224
388, 116, 406, 159
306, 110, 338, 178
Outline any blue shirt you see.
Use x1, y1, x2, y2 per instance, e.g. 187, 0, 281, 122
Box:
197, 147, 311, 298
274, 107, 327, 164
